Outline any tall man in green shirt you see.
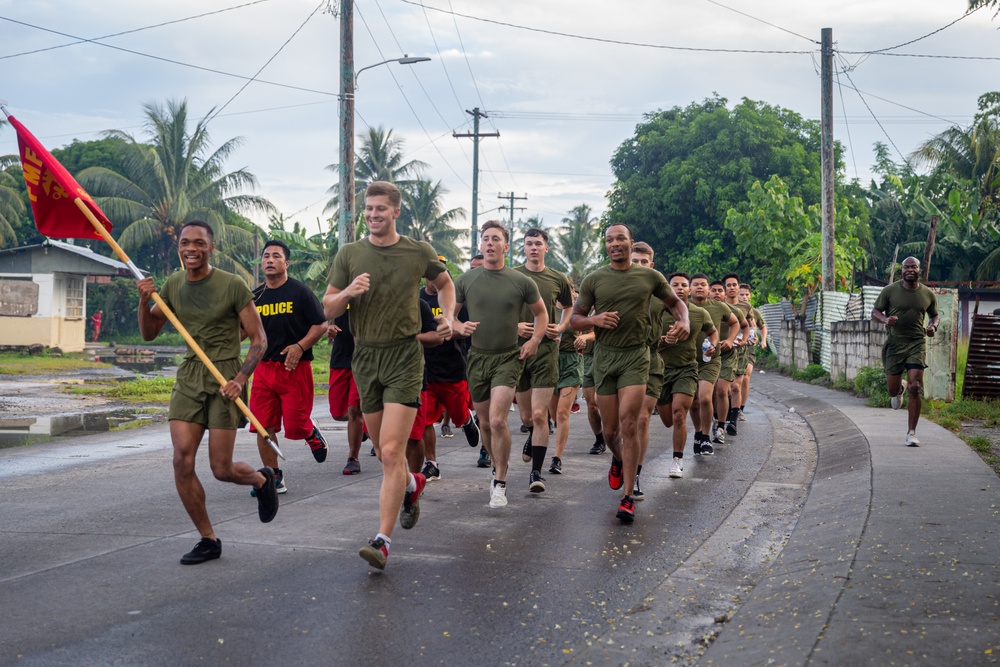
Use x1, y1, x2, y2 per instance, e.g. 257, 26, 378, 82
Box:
137, 221, 276, 566
871, 256, 940, 446
627, 242, 661, 501
454, 221, 548, 509
324, 181, 457, 570
514, 228, 574, 493
571, 224, 690, 524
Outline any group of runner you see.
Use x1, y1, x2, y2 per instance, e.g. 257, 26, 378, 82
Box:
138, 180, 768, 570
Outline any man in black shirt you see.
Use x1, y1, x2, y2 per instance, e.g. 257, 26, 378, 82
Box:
247, 240, 329, 494
328, 308, 368, 473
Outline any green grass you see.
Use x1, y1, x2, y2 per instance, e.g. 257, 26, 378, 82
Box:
110, 419, 153, 431
962, 435, 992, 454
792, 363, 829, 382
69, 376, 175, 403
956, 337, 969, 398
112, 332, 187, 347
0, 352, 111, 375
923, 398, 1000, 430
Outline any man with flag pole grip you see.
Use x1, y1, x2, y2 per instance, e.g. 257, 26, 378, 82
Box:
5, 108, 281, 565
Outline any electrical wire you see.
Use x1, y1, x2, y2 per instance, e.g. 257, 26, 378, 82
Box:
833, 56, 859, 179
840, 67, 910, 167
846, 7, 981, 55
396, 0, 814, 55
0, 0, 276, 61
204, 0, 325, 126
702, 0, 817, 44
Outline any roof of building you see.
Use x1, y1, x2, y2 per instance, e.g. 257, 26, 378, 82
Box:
0, 239, 141, 277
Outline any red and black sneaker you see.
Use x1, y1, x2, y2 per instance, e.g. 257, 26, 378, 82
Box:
305, 425, 329, 463
359, 537, 389, 569
399, 472, 427, 529
616, 495, 635, 524
608, 457, 624, 490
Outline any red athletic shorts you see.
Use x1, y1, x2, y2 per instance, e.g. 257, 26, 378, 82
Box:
249, 360, 315, 440
426, 380, 472, 427
409, 388, 442, 441
328, 367, 361, 419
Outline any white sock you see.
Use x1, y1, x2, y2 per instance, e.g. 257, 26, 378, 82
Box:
406, 473, 417, 493
375, 533, 391, 548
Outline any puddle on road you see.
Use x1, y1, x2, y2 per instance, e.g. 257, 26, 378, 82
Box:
0, 408, 166, 448
93, 353, 181, 374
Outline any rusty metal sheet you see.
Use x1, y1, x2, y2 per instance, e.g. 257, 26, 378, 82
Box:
962, 313, 1000, 400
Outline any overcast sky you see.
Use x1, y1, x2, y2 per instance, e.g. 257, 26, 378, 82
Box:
2, 0, 997, 249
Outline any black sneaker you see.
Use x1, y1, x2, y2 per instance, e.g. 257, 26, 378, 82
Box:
477, 446, 491, 468
693, 441, 703, 456
305, 425, 329, 462
180, 537, 221, 565
359, 537, 388, 569
520, 423, 530, 434
608, 457, 624, 490
548, 418, 555, 434
726, 421, 738, 436
421, 460, 440, 481
343, 457, 361, 475
522, 429, 533, 462
529, 470, 546, 493
633, 475, 644, 501
548, 456, 562, 474
250, 468, 287, 496
399, 473, 426, 529
255, 467, 279, 523
462, 414, 481, 448
617, 496, 635, 524
370, 446, 377, 457
589, 439, 606, 455
362, 430, 370, 442
701, 442, 715, 456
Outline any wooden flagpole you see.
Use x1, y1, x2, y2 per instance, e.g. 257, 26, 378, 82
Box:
74, 198, 284, 460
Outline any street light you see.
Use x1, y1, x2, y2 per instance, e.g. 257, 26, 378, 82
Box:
338, 54, 431, 248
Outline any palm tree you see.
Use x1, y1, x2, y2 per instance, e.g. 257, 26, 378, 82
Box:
324, 126, 428, 232
549, 204, 602, 285
78, 99, 276, 279
398, 179, 466, 263
0, 119, 26, 248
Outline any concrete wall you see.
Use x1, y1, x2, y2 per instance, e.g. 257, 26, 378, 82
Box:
778, 320, 812, 372
0, 273, 87, 352
830, 320, 886, 381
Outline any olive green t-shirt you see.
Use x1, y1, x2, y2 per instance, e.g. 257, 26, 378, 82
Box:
515, 264, 573, 350
329, 236, 446, 344
658, 303, 715, 368
728, 300, 752, 344
559, 326, 578, 353
455, 266, 541, 351
693, 298, 740, 341
576, 264, 674, 348
159, 267, 254, 363
874, 281, 939, 342
749, 306, 765, 344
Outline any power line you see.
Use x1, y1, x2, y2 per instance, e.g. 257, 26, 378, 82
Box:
838, 49, 1000, 61
205, 0, 325, 125
0, 0, 276, 61
0, 15, 337, 96
840, 67, 910, 167
396, 0, 815, 55
848, 7, 982, 55
701, 0, 817, 44
833, 57, 859, 179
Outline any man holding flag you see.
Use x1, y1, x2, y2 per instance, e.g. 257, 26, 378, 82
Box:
6, 109, 279, 565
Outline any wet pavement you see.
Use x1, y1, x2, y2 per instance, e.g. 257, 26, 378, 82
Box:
1, 373, 998, 666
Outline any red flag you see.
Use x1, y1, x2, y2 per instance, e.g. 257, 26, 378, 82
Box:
6, 114, 112, 240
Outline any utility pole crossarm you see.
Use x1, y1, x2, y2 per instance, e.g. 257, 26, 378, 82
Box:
454, 108, 500, 256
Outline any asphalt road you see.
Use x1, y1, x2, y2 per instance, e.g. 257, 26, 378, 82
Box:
1, 387, 816, 666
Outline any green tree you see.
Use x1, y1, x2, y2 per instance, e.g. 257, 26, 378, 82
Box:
266, 218, 339, 294
398, 179, 467, 264
324, 126, 428, 231
78, 99, 275, 279
0, 119, 27, 248
606, 95, 837, 277
548, 204, 601, 285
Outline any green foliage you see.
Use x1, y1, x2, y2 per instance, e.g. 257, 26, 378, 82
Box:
606, 95, 842, 281
792, 363, 829, 382
0, 352, 111, 374
547, 204, 602, 285
963, 435, 993, 454
854, 365, 891, 407
398, 179, 467, 264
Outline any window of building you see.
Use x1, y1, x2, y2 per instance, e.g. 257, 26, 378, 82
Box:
66, 277, 84, 319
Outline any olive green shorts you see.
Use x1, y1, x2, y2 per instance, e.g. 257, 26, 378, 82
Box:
582, 353, 595, 389
593, 343, 650, 396
882, 336, 927, 376
747, 345, 758, 366
734, 345, 750, 377
353, 338, 424, 413
555, 351, 584, 390
658, 364, 699, 403
516, 341, 559, 392
169, 359, 247, 430
647, 348, 665, 399
719, 349, 737, 382
468, 346, 524, 403
698, 356, 722, 384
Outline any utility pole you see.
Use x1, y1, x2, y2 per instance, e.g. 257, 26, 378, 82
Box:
454, 108, 499, 256
923, 214, 939, 281
337, 0, 355, 249
820, 27, 835, 292
498, 191, 527, 264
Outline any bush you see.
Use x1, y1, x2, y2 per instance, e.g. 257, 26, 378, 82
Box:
854, 365, 890, 407
793, 363, 828, 382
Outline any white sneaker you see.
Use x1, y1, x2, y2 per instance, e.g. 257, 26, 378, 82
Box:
669, 457, 684, 478
906, 430, 920, 447
891, 391, 903, 410
738, 409, 747, 422
712, 427, 725, 445
489, 482, 508, 508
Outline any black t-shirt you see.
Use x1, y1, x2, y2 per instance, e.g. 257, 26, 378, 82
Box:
329, 309, 354, 370
420, 289, 469, 383
252, 278, 326, 363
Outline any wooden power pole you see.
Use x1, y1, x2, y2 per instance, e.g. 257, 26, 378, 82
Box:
820, 27, 835, 292
454, 108, 499, 257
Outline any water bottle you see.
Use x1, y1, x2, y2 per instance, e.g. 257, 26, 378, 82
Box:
748, 326, 757, 345
702, 338, 713, 362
